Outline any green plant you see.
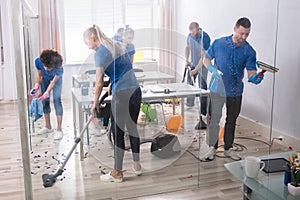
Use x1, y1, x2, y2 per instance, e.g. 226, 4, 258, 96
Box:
288, 153, 300, 187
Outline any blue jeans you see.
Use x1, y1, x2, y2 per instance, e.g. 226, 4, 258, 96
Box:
40, 77, 63, 116
111, 87, 142, 170
186, 66, 208, 116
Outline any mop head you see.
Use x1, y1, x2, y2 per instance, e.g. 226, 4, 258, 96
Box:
42, 173, 57, 187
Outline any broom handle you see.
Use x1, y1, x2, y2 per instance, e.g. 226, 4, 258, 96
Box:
257, 70, 266, 79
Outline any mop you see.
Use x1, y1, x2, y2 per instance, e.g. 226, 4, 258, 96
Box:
256, 61, 279, 79
42, 91, 109, 187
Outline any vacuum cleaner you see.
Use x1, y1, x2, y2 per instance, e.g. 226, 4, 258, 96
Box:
106, 100, 181, 159
42, 91, 109, 188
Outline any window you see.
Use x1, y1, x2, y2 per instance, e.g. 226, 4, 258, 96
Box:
63, 0, 159, 64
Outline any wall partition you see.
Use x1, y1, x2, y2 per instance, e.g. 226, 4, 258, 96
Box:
174, 0, 299, 199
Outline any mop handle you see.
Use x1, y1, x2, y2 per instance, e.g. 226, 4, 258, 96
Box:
182, 67, 188, 83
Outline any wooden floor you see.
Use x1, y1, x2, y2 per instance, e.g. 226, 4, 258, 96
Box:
0, 99, 290, 200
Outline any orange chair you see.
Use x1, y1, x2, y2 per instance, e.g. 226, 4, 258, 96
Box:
166, 115, 183, 133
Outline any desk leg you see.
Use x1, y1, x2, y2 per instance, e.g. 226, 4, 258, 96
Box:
172, 98, 175, 115
181, 98, 184, 128
72, 76, 75, 88
78, 106, 85, 161
243, 184, 252, 200
72, 92, 77, 137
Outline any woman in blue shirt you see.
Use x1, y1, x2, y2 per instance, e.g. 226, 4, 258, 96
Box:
122, 26, 136, 63
30, 49, 64, 140
83, 24, 142, 182
113, 25, 136, 63
200, 17, 264, 161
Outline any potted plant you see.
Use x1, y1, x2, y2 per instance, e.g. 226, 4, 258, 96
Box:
287, 153, 300, 196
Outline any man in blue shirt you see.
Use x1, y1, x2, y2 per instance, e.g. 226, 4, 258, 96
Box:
200, 17, 264, 161
185, 22, 211, 130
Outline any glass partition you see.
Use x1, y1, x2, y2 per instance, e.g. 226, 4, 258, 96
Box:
16, 0, 300, 199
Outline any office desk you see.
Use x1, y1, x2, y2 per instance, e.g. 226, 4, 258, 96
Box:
72, 82, 209, 160
72, 71, 175, 87
224, 151, 299, 200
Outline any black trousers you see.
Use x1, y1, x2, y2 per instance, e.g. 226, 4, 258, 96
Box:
208, 92, 242, 150
110, 87, 142, 170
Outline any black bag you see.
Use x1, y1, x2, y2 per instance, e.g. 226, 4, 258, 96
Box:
96, 103, 111, 119
151, 134, 181, 158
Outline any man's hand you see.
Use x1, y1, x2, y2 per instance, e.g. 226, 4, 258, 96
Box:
248, 73, 264, 85
208, 64, 222, 80
190, 68, 198, 76
38, 91, 49, 101
185, 60, 190, 68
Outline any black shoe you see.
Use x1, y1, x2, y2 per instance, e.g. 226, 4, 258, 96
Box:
194, 117, 207, 130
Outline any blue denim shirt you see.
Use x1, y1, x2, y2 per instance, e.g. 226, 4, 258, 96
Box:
206, 35, 257, 97
187, 30, 211, 68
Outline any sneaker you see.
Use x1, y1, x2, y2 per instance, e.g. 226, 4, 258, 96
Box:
201, 114, 208, 123
54, 131, 63, 140
132, 164, 142, 176
100, 170, 123, 183
224, 148, 242, 161
37, 127, 53, 135
199, 146, 216, 161
95, 129, 108, 137
194, 117, 207, 130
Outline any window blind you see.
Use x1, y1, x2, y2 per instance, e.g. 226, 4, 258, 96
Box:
63, 0, 159, 64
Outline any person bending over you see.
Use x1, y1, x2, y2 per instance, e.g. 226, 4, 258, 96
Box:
30, 49, 64, 140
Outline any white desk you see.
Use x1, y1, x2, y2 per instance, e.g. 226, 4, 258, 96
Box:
72, 71, 175, 87
72, 82, 209, 160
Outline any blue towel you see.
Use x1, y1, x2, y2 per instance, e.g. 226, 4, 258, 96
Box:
30, 98, 43, 122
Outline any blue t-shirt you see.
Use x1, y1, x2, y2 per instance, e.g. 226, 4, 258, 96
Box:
187, 30, 211, 68
206, 35, 257, 97
35, 58, 64, 81
113, 37, 136, 57
126, 43, 136, 56
94, 44, 138, 93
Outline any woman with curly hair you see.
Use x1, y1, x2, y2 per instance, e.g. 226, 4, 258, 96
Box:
30, 49, 64, 140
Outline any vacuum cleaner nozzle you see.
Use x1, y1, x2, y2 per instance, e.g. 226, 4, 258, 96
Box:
42, 173, 57, 187
42, 169, 63, 187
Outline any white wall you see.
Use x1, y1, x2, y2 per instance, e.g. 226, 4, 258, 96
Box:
175, 0, 300, 139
